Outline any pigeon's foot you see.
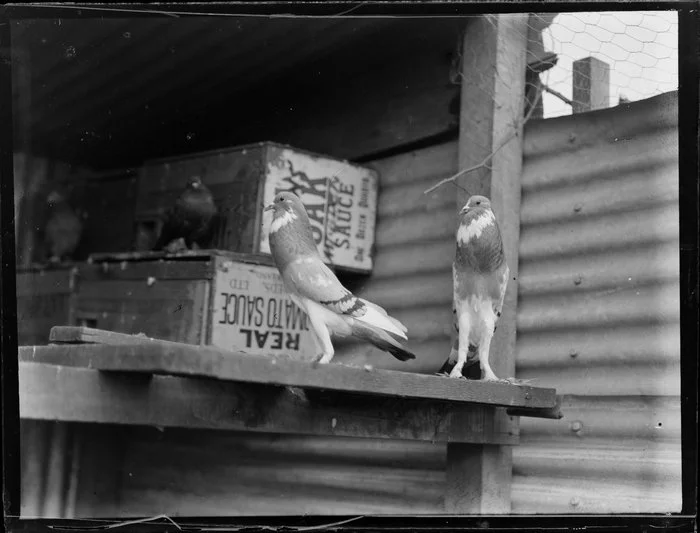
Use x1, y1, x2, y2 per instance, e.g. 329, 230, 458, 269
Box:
448, 367, 465, 379
500, 377, 535, 386
435, 371, 450, 377
311, 353, 333, 368
482, 375, 518, 385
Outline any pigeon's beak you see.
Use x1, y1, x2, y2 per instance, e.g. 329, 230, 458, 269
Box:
263, 204, 274, 212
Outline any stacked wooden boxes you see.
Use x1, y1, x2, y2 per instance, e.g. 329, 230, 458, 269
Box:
134, 142, 378, 272
73, 251, 318, 360
69, 142, 379, 358
16, 264, 79, 345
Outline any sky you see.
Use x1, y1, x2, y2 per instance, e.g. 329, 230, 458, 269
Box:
540, 11, 679, 118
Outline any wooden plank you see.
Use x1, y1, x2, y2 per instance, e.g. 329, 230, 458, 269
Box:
19, 362, 518, 445
88, 249, 274, 265
19, 342, 557, 411
79, 259, 213, 282
50, 326, 170, 346
446, 444, 512, 514
449, 13, 530, 514
507, 395, 563, 420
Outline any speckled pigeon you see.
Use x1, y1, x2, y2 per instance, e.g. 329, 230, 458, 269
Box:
44, 190, 83, 263
443, 195, 509, 382
265, 191, 416, 365
153, 176, 217, 252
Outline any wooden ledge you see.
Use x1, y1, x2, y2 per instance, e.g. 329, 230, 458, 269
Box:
18, 327, 561, 444
20, 342, 556, 411
19, 361, 518, 444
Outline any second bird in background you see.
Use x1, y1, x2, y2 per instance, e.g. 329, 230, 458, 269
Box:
153, 176, 217, 253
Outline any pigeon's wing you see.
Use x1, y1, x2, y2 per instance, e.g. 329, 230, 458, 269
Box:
283, 256, 365, 317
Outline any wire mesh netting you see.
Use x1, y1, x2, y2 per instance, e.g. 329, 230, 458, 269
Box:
538, 11, 679, 118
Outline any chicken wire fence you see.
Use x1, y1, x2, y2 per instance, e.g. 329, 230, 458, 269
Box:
536, 11, 678, 118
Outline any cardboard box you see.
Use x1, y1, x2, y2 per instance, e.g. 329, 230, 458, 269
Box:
75, 251, 317, 361
135, 142, 378, 273
16, 265, 79, 345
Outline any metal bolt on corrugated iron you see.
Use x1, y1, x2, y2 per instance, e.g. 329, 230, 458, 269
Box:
570, 496, 581, 507
146, 276, 156, 286
569, 349, 579, 359
574, 275, 583, 286
571, 420, 583, 433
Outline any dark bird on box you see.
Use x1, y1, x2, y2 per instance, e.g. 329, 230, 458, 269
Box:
153, 176, 217, 253
264, 191, 416, 365
44, 190, 83, 263
439, 195, 513, 383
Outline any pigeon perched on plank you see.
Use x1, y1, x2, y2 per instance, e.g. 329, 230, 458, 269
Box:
153, 176, 217, 252
442, 195, 510, 382
265, 191, 416, 365
44, 190, 83, 263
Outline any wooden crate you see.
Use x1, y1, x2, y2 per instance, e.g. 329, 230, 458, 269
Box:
74, 251, 316, 361
16, 265, 79, 345
135, 142, 378, 273
70, 169, 139, 258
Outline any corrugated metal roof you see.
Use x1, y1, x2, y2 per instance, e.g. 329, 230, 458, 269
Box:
513, 91, 681, 513
11, 16, 440, 169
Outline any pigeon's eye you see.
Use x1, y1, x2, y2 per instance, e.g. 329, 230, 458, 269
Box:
476, 201, 481, 205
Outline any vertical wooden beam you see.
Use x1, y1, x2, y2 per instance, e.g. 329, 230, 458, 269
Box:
447, 13, 528, 514
72, 423, 126, 517
572, 56, 610, 114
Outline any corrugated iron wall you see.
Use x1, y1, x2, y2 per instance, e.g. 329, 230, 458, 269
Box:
512, 91, 682, 513
336, 142, 458, 373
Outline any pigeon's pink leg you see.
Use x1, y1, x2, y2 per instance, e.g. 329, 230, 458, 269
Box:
478, 317, 499, 381
306, 305, 335, 364
449, 310, 471, 378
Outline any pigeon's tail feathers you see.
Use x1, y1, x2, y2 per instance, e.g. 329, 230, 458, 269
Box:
351, 320, 416, 361
358, 298, 408, 336
356, 302, 408, 340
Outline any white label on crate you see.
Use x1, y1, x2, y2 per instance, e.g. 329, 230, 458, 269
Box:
211, 261, 317, 361
259, 147, 378, 272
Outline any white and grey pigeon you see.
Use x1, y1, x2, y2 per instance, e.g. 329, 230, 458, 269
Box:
442, 195, 510, 382
265, 191, 416, 365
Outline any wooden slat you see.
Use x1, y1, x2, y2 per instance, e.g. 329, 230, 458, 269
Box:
447, 13, 530, 515
88, 249, 274, 266
19, 342, 556, 411
50, 326, 173, 346
19, 362, 518, 445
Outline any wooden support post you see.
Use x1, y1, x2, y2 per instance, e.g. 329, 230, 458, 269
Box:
572, 56, 610, 114
449, 13, 528, 514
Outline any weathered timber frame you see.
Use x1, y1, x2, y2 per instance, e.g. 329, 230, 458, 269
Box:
449, 14, 529, 513
19, 324, 559, 516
